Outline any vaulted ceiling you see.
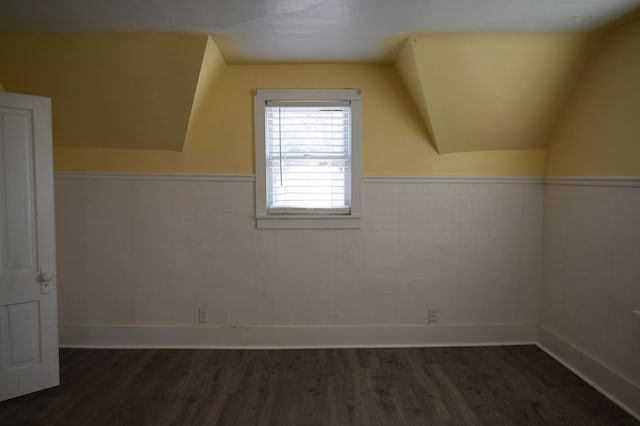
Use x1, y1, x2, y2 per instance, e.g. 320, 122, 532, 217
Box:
1, 0, 638, 63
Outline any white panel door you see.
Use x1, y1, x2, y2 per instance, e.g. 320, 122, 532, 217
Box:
0, 93, 58, 401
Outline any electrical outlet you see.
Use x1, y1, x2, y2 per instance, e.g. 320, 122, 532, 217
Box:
427, 306, 438, 324
198, 308, 208, 323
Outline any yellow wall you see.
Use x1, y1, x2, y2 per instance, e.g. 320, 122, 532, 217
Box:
184, 35, 227, 143
6, 29, 638, 177
394, 38, 437, 149
54, 63, 545, 176
545, 19, 640, 176
403, 33, 594, 154
0, 32, 206, 151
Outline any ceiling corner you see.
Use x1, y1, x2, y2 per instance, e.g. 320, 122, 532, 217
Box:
394, 37, 441, 153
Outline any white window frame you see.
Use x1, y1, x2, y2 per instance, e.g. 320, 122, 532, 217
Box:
254, 89, 362, 229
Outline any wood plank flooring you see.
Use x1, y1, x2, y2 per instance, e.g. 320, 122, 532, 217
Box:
0, 345, 637, 425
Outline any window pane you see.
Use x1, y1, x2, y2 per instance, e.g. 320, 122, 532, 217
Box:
266, 105, 351, 211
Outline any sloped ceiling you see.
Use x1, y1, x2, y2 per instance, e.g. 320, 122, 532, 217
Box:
0, 31, 601, 154
0, 32, 211, 151
395, 33, 596, 154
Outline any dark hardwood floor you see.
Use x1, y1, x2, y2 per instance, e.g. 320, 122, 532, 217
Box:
0, 345, 636, 425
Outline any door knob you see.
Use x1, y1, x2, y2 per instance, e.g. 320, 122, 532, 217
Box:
39, 272, 54, 282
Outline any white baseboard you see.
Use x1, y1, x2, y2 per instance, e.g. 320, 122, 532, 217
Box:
59, 323, 536, 350
537, 326, 640, 421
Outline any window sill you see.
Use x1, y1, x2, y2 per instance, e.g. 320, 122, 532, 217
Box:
256, 214, 361, 230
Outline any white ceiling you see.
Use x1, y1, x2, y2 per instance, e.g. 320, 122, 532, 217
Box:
1, 0, 639, 63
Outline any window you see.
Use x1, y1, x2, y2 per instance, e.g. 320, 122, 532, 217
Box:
254, 89, 362, 229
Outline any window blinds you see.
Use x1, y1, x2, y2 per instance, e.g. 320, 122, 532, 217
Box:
265, 101, 352, 214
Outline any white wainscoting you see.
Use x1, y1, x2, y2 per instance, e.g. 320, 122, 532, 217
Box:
54, 173, 543, 348
540, 178, 640, 420
538, 326, 640, 420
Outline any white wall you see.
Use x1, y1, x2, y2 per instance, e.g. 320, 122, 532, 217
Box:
540, 181, 640, 386
52, 173, 640, 415
54, 174, 542, 347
